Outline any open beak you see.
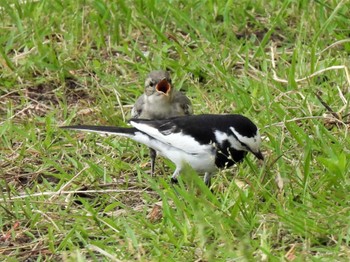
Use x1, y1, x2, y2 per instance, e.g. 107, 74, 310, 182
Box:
253, 150, 264, 160
155, 78, 171, 96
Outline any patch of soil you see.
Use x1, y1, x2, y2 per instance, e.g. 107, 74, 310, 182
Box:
1, 76, 94, 119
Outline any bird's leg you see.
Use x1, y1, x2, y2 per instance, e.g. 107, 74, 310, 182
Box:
170, 168, 182, 184
204, 172, 213, 187
149, 148, 157, 176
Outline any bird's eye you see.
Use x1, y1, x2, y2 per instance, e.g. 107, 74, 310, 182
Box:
149, 81, 155, 87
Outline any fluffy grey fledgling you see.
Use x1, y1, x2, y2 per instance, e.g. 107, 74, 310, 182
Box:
131, 70, 193, 175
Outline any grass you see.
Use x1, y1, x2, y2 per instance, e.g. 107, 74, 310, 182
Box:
1, 0, 350, 260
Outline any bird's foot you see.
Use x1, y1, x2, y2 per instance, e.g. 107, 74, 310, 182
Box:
204, 173, 213, 187
170, 177, 178, 184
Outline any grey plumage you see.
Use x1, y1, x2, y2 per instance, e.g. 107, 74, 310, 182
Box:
131, 70, 192, 119
131, 70, 193, 175
131, 91, 192, 119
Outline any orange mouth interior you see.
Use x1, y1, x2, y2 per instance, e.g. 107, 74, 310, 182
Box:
156, 79, 171, 95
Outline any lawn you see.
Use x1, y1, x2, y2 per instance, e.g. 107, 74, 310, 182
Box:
1, 0, 350, 261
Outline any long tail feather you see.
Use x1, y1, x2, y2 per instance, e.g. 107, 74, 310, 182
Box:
60, 125, 137, 137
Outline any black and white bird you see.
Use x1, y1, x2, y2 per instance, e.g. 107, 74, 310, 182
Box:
131, 70, 193, 176
61, 114, 263, 186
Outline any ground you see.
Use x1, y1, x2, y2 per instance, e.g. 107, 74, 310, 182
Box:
1, 0, 350, 261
